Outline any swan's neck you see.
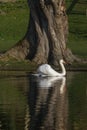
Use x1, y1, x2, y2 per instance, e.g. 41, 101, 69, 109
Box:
60, 62, 66, 76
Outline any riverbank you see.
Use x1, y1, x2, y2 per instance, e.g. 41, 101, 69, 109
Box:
0, 60, 87, 72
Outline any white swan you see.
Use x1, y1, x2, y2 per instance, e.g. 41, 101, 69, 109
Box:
37, 59, 66, 77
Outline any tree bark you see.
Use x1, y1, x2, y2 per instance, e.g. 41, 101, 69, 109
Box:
0, 0, 76, 65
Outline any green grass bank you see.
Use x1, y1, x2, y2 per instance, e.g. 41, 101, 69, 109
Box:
0, 0, 29, 52
67, 0, 87, 58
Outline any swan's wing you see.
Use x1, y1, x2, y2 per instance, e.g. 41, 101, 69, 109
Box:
46, 66, 61, 76
37, 64, 61, 76
37, 64, 50, 75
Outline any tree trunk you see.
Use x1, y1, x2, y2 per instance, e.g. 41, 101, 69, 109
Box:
0, 0, 76, 65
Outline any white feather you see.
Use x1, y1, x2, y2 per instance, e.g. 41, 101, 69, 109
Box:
37, 59, 66, 77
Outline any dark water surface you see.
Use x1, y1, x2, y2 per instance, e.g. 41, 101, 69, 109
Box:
0, 71, 87, 130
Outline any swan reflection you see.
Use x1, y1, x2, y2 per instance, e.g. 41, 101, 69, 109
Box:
37, 76, 63, 88
28, 75, 68, 130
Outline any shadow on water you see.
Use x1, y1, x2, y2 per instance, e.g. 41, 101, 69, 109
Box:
27, 75, 68, 130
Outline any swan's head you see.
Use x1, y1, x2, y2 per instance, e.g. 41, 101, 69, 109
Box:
60, 59, 66, 64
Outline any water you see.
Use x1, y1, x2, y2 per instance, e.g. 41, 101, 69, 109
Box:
0, 71, 87, 130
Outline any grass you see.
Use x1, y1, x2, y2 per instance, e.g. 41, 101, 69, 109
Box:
0, 0, 29, 51
67, 0, 87, 58
68, 14, 87, 58
0, 60, 37, 71
0, 0, 87, 58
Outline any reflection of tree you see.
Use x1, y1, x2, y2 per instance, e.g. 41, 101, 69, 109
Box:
28, 76, 68, 130
0, 109, 10, 130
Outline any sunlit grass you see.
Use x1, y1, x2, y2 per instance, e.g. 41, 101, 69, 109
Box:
67, 0, 87, 58
0, 1, 29, 51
